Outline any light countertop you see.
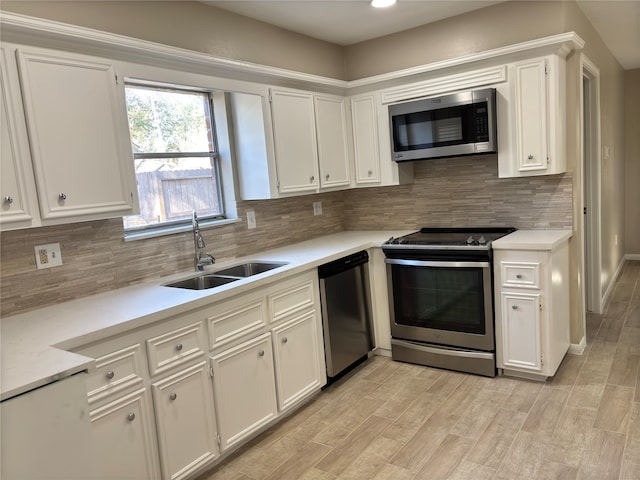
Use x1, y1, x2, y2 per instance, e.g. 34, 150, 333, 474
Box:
1, 230, 407, 401
492, 229, 573, 251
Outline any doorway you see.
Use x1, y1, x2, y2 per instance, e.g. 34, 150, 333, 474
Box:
581, 55, 602, 314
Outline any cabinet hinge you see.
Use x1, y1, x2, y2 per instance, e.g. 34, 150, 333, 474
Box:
539, 302, 543, 311
216, 433, 221, 447
544, 63, 549, 75
115, 74, 119, 85
547, 156, 550, 165
541, 355, 544, 366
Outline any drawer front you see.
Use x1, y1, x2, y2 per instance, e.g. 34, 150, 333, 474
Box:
501, 262, 540, 289
146, 322, 205, 377
269, 279, 315, 323
84, 343, 144, 404
207, 299, 267, 351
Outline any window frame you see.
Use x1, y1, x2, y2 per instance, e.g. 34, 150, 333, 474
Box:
121, 80, 237, 240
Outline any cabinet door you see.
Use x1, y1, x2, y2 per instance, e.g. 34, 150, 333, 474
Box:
500, 292, 542, 372
0, 47, 38, 230
513, 58, 548, 173
210, 333, 277, 451
89, 388, 160, 480
272, 311, 323, 412
16, 47, 137, 222
350, 93, 381, 184
152, 362, 218, 480
270, 88, 319, 194
314, 94, 350, 189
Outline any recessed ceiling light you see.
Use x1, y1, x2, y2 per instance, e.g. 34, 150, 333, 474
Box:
371, 0, 397, 8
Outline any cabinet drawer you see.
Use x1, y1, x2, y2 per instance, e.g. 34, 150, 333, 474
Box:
82, 343, 144, 404
501, 262, 540, 289
207, 298, 267, 351
269, 279, 315, 323
146, 322, 205, 377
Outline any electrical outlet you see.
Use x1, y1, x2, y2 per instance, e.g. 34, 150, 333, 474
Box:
247, 210, 256, 229
34, 243, 63, 270
313, 201, 322, 216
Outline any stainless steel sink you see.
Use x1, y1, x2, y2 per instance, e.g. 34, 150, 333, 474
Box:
165, 275, 239, 290
214, 261, 288, 278
164, 261, 287, 290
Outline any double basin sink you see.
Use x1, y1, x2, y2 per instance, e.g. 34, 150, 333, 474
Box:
165, 261, 288, 290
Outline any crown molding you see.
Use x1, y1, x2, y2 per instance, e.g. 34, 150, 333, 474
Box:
0, 11, 584, 93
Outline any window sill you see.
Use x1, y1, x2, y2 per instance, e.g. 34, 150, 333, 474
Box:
123, 217, 242, 242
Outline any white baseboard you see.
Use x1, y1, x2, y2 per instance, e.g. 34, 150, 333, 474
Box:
601, 256, 626, 308
569, 336, 587, 355
625, 253, 640, 261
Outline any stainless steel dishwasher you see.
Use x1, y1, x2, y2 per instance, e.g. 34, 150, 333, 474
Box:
318, 250, 374, 379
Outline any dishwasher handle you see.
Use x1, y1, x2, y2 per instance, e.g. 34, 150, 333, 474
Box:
318, 250, 369, 278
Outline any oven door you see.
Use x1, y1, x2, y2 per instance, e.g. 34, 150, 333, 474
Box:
386, 258, 494, 351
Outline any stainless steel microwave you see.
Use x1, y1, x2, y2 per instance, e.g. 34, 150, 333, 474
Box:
389, 87, 497, 162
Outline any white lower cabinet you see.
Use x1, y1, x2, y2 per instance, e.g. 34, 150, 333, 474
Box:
493, 231, 571, 379
500, 292, 542, 372
89, 388, 160, 480
272, 311, 323, 412
152, 361, 218, 480
210, 333, 278, 451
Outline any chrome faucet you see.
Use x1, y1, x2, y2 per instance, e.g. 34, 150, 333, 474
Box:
192, 211, 215, 271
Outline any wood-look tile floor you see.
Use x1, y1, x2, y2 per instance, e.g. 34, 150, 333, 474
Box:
199, 260, 640, 480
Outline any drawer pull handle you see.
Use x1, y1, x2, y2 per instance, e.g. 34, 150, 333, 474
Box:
512, 305, 518, 310
258, 350, 265, 357
169, 393, 177, 401
105, 370, 115, 380
127, 413, 135, 422
282, 337, 288, 344
175, 343, 183, 352
516, 274, 523, 279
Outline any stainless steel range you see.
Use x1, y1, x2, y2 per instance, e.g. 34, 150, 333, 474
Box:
382, 227, 516, 377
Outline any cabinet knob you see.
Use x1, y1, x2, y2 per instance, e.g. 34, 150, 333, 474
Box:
127, 413, 136, 422
3, 196, 13, 205
527, 155, 534, 160
368, 169, 373, 176
105, 370, 115, 380
169, 392, 177, 401
258, 350, 265, 357
325, 174, 330, 180
310, 175, 315, 183
175, 343, 183, 352
282, 337, 288, 344
58, 193, 67, 201
516, 274, 523, 279
512, 305, 518, 310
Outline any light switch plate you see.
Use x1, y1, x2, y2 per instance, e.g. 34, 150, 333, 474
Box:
34, 243, 63, 269
313, 201, 322, 216
247, 210, 256, 229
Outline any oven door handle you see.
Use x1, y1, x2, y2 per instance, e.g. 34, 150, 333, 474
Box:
384, 258, 490, 268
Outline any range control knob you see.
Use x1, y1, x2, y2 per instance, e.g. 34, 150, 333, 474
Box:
478, 236, 487, 245
466, 235, 475, 245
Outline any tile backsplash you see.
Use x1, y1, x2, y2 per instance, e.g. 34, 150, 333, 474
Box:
0, 155, 572, 317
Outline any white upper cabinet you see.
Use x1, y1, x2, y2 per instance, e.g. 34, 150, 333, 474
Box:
313, 93, 351, 189
269, 87, 320, 194
16, 46, 138, 223
498, 55, 566, 178
350, 93, 381, 184
0, 46, 39, 230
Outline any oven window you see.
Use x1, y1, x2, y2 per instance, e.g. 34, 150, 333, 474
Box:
391, 265, 486, 334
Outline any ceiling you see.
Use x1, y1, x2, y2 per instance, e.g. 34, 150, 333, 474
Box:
203, 0, 640, 70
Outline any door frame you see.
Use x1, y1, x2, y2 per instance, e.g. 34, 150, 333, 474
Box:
580, 54, 602, 314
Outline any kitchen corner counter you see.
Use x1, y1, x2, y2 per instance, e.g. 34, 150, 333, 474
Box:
0, 230, 407, 401
492, 229, 573, 251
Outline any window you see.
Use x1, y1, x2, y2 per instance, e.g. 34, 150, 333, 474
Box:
123, 84, 224, 232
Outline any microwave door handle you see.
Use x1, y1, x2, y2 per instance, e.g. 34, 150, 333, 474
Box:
385, 258, 490, 269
